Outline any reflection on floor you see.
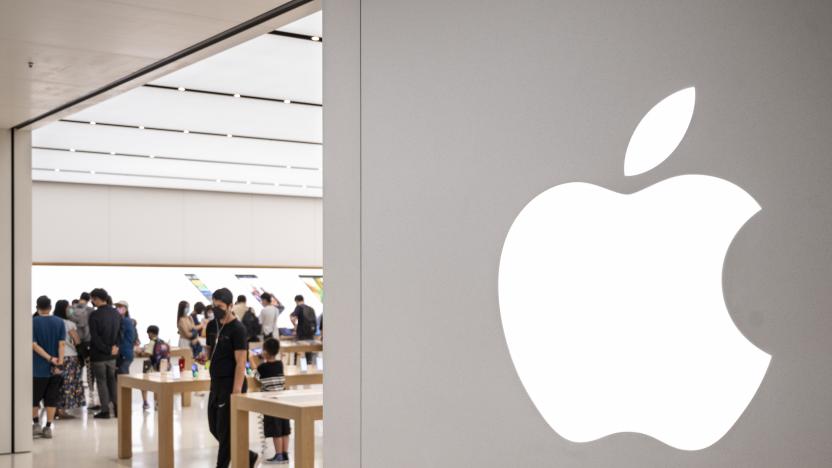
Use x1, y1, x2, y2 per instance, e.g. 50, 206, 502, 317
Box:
2, 387, 323, 468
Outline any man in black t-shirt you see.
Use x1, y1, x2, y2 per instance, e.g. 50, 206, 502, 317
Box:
205, 288, 257, 468
290, 295, 318, 364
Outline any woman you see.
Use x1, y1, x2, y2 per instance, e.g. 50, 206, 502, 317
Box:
115, 300, 136, 375
177, 301, 203, 357
54, 300, 85, 418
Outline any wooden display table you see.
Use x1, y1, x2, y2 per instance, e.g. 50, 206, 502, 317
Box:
248, 338, 323, 354
117, 367, 322, 468
167, 347, 194, 406
231, 389, 323, 468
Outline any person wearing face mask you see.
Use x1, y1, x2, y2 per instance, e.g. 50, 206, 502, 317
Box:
204, 288, 258, 468
177, 301, 204, 358
87, 288, 122, 419
115, 301, 136, 375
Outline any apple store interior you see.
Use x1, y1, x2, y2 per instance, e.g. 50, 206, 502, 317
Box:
2, 1, 832, 467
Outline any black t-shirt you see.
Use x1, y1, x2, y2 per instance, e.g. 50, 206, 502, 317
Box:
207, 318, 248, 380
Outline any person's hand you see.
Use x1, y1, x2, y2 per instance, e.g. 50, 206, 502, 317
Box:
111, 345, 119, 356
232, 387, 242, 395
49, 356, 60, 366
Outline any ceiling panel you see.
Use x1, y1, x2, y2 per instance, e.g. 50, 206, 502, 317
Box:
31, 9, 323, 198
276, 11, 322, 37
151, 35, 322, 103
68, 86, 322, 143
0, 0, 313, 128
33, 121, 321, 169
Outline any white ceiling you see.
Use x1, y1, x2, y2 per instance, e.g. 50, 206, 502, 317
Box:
0, 0, 316, 129
31, 11, 323, 198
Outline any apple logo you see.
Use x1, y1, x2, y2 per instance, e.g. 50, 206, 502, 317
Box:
497, 87, 771, 451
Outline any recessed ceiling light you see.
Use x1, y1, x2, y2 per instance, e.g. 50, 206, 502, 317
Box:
90, 121, 96, 125
178, 87, 186, 92
139, 125, 145, 130
149, 155, 155, 159
183, 129, 189, 134
69, 148, 76, 152
110, 151, 116, 155
274, 182, 279, 186
233, 93, 241, 98
246, 180, 251, 185
311, 36, 320, 42
283, 99, 291, 104
54, 168, 60, 172
90, 171, 95, 175
226, 134, 233, 138
216, 179, 222, 183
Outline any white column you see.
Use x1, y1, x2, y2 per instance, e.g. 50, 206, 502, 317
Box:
0, 128, 32, 454
322, 0, 362, 466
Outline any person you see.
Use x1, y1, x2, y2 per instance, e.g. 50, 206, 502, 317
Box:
53, 300, 84, 419
69, 291, 96, 409
290, 295, 318, 363
134, 325, 169, 410
177, 300, 203, 357
252, 338, 291, 464
205, 288, 258, 468
192, 301, 205, 326
32, 296, 65, 439
258, 293, 283, 340
232, 295, 249, 321
115, 301, 136, 375
241, 305, 262, 343
87, 288, 122, 419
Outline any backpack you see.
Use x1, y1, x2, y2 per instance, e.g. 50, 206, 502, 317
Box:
151, 339, 170, 369
242, 308, 262, 341
299, 305, 317, 338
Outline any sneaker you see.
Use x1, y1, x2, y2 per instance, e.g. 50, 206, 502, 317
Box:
87, 404, 101, 412
32, 425, 42, 438
142, 402, 150, 411
281, 453, 289, 465
263, 454, 282, 464
93, 412, 110, 419
41, 426, 52, 439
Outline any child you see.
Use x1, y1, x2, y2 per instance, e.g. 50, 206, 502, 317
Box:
134, 325, 169, 410
254, 338, 291, 464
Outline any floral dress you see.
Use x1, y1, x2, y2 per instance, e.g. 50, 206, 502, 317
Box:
58, 319, 86, 409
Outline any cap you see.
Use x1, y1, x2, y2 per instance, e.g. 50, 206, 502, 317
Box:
116, 300, 129, 308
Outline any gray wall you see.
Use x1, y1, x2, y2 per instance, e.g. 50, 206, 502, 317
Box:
325, 0, 832, 466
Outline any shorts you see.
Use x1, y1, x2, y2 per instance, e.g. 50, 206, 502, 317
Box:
263, 415, 291, 437
33, 375, 62, 407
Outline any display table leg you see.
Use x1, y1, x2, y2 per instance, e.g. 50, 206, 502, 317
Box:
158, 391, 175, 468
230, 396, 250, 468
117, 379, 132, 459
295, 413, 316, 468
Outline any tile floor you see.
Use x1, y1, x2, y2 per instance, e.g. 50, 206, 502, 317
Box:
1, 373, 323, 467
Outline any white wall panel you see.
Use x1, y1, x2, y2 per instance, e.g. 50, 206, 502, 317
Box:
33, 181, 321, 267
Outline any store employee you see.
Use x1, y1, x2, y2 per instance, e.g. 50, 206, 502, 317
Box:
205, 287, 257, 468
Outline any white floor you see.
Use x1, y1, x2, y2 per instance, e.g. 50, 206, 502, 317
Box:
1, 371, 323, 467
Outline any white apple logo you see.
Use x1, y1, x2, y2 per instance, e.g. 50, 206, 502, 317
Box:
497, 87, 770, 451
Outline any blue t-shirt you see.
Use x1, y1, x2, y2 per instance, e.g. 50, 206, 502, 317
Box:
119, 316, 136, 361
33, 315, 66, 378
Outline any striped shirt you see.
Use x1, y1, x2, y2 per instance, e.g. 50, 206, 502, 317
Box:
255, 361, 286, 392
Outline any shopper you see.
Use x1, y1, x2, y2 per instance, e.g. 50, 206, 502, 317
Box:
205, 288, 258, 468
70, 291, 97, 409
177, 300, 203, 357
53, 300, 84, 419
242, 305, 262, 343
88, 288, 122, 419
115, 301, 136, 375
135, 325, 169, 410
290, 295, 318, 363
192, 301, 205, 326
258, 293, 283, 340
32, 296, 65, 439
252, 338, 291, 464
232, 295, 250, 321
